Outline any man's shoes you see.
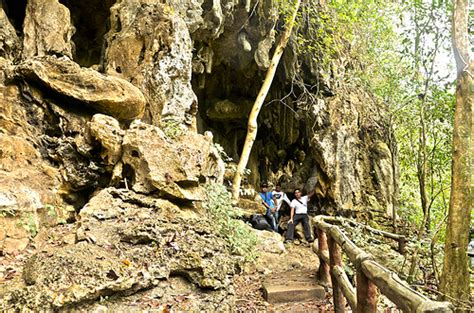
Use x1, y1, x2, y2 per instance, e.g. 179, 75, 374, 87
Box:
307, 238, 314, 243
284, 240, 292, 244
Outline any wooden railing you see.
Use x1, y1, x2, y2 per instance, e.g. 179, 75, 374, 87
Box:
313, 216, 453, 313
320, 216, 407, 254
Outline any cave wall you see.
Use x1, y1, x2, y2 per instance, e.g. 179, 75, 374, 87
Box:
0, 0, 397, 255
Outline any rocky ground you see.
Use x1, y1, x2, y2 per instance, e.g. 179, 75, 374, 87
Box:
0, 212, 331, 311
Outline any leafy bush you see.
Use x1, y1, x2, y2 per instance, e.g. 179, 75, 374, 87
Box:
203, 183, 259, 261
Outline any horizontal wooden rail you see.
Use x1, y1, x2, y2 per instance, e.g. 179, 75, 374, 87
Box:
320, 216, 406, 254
313, 216, 453, 313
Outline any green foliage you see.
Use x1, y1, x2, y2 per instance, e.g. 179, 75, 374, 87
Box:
284, 0, 455, 238
202, 183, 259, 261
162, 118, 185, 140
19, 213, 38, 237
391, 0, 454, 235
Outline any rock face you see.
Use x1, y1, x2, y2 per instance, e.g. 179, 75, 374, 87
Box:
308, 94, 397, 218
22, 0, 74, 59
0, 9, 20, 60
103, 0, 197, 127
15, 56, 146, 120
121, 121, 225, 199
0, 133, 70, 254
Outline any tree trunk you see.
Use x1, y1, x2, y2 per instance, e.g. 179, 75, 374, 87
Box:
440, 0, 472, 304
231, 0, 301, 200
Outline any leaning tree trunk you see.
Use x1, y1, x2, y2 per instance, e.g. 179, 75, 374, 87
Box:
440, 0, 472, 304
231, 0, 301, 200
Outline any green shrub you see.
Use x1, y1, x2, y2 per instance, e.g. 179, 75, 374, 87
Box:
203, 183, 259, 261
162, 118, 185, 139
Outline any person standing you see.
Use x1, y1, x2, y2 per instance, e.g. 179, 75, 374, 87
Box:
272, 184, 291, 224
258, 182, 278, 232
285, 188, 314, 243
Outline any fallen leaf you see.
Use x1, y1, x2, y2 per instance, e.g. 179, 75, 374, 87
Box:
122, 259, 131, 267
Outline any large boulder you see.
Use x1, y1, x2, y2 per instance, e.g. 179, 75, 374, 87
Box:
121, 121, 224, 200
22, 0, 74, 59
15, 56, 146, 120
103, 0, 196, 127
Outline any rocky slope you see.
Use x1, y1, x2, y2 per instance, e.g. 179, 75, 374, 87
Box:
0, 0, 398, 309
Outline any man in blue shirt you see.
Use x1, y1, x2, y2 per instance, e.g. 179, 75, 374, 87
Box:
258, 182, 278, 232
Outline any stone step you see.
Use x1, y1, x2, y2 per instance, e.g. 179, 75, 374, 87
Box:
262, 271, 326, 303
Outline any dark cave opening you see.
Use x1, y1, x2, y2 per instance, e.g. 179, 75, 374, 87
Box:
58, 0, 115, 67
2, 0, 27, 35
192, 67, 317, 198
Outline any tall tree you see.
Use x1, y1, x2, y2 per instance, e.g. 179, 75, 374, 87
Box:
232, 0, 301, 200
440, 0, 472, 304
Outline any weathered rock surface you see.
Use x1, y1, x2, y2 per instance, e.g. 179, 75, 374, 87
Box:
15, 56, 146, 120
206, 98, 253, 121
86, 114, 124, 167
0, 9, 20, 60
5, 243, 157, 310
104, 0, 196, 127
0, 134, 69, 254
1, 188, 241, 310
309, 94, 396, 217
122, 121, 225, 199
22, 0, 74, 59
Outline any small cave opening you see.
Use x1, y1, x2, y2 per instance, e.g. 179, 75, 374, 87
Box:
2, 0, 27, 35
58, 0, 116, 67
120, 164, 136, 189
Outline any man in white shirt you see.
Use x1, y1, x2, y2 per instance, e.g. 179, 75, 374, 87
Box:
272, 184, 291, 224
285, 188, 315, 243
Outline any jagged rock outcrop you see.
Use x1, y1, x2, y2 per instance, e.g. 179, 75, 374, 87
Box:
0, 9, 20, 60
121, 120, 225, 200
86, 114, 124, 167
22, 0, 74, 59
308, 93, 396, 217
103, 0, 196, 127
15, 56, 146, 120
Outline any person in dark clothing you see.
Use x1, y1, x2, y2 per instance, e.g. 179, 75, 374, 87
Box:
258, 182, 278, 232
285, 188, 314, 243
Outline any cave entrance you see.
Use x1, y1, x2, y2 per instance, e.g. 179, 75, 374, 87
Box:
192, 65, 313, 191
58, 0, 115, 67
2, 0, 27, 35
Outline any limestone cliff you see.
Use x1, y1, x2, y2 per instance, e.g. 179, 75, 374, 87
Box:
0, 0, 398, 309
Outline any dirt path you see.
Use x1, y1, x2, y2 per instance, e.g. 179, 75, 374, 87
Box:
235, 242, 333, 312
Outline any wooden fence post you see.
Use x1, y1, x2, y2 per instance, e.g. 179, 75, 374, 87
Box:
356, 269, 377, 313
398, 236, 406, 254
328, 236, 346, 312
317, 227, 331, 286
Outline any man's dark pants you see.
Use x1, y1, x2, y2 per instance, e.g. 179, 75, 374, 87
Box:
285, 214, 312, 241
